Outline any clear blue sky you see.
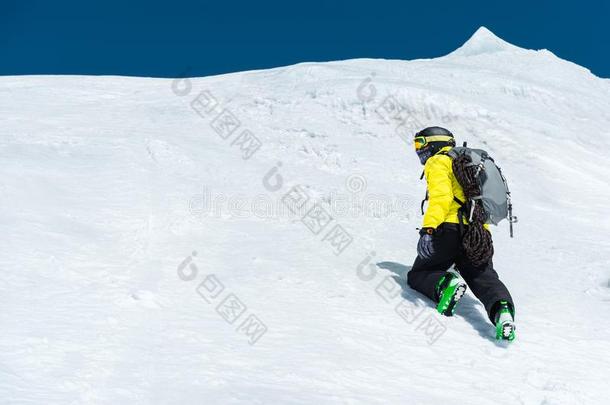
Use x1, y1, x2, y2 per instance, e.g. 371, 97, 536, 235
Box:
2, 0, 608, 78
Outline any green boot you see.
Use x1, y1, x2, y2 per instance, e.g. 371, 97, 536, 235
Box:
435, 270, 467, 316
494, 300, 516, 341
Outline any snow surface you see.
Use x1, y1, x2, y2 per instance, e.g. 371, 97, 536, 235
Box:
1, 27, 610, 404
449, 26, 523, 57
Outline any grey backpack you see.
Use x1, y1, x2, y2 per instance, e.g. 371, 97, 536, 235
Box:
445, 145, 518, 237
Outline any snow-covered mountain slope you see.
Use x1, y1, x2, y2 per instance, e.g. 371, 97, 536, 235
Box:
2, 27, 610, 404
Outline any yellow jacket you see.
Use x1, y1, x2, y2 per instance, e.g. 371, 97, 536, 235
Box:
422, 146, 467, 229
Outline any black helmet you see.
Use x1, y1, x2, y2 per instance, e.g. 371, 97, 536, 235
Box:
414, 126, 456, 165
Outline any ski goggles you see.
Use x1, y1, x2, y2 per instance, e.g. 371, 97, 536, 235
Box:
413, 135, 454, 150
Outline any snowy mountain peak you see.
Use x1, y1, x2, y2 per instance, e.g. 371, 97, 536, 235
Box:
2, 24, 610, 405
449, 26, 523, 57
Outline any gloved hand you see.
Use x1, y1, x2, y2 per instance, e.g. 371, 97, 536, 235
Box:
417, 227, 436, 260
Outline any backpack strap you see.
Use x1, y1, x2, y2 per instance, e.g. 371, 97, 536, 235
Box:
420, 191, 428, 215
419, 170, 427, 215
453, 196, 466, 240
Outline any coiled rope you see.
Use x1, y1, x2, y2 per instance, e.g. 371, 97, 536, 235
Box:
452, 154, 494, 267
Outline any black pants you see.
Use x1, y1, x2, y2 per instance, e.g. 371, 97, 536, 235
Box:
407, 223, 514, 323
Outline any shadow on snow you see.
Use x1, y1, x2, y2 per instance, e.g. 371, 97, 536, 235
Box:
376, 261, 507, 346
